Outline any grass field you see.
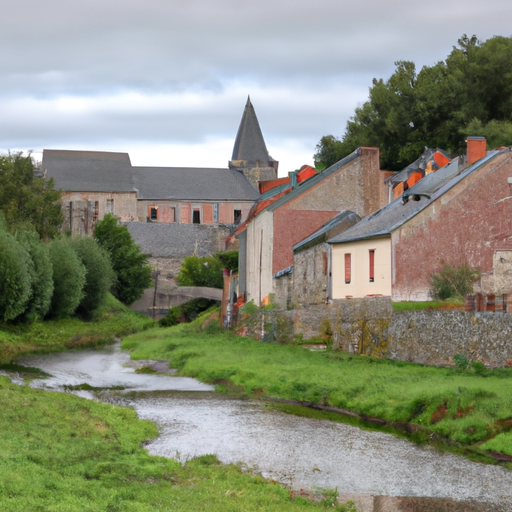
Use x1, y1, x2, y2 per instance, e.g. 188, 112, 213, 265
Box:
122, 317, 512, 460
0, 300, 355, 511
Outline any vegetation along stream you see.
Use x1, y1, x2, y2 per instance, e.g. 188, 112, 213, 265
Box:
12, 341, 512, 511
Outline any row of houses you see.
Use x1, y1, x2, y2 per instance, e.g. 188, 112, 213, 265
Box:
235, 136, 512, 308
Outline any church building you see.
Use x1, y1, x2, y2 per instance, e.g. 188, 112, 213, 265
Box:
42, 97, 277, 236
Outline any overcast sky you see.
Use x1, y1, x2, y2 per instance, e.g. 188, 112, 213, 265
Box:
2, 0, 511, 176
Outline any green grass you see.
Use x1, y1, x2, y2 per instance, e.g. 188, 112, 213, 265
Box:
392, 298, 464, 311
0, 293, 154, 364
0, 376, 355, 511
122, 317, 512, 459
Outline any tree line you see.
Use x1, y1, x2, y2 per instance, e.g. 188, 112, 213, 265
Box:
0, 153, 152, 323
314, 35, 512, 172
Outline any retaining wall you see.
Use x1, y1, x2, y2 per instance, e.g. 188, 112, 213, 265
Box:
248, 298, 512, 367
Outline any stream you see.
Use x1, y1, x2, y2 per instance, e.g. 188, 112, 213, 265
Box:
11, 342, 512, 511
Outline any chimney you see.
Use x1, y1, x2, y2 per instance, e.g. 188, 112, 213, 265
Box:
466, 136, 487, 166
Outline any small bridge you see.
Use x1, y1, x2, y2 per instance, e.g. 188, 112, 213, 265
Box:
130, 286, 223, 320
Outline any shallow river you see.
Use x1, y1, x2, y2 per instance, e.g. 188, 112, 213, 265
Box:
14, 342, 512, 510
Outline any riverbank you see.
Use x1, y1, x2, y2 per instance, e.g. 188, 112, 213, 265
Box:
0, 294, 153, 364
0, 300, 354, 511
122, 318, 512, 461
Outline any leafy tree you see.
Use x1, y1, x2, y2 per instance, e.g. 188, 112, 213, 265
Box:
0, 152, 62, 239
93, 214, 152, 305
47, 238, 86, 318
0, 224, 32, 321
71, 237, 115, 316
176, 255, 224, 289
215, 251, 239, 272
314, 35, 512, 171
15, 230, 54, 320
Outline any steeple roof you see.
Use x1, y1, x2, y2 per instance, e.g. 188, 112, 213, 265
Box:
231, 97, 275, 163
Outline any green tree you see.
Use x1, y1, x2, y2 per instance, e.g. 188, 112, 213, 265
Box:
0, 152, 62, 239
0, 224, 32, 321
176, 255, 224, 289
71, 237, 115, 316
314, 35, 512, 171
430, 262, 480, 300
47, 238, 86, 318
93, 214, 152, 305
15, 230, 54, 320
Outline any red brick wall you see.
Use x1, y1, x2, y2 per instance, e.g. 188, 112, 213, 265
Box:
393, 152, 512, 299
273, 209, 338, 274
219, 203, 232, 224
159, 205, 175, 223
180, 203, 190, 224
203, 204, 213, 224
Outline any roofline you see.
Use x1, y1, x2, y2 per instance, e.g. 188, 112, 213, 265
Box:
328, 148, 511, 245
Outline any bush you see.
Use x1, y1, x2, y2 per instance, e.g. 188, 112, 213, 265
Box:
176, 255, 224, 289
215, 250, 239, 272
0, 228, 32, 321
47, 238, 86, 318
430, 262, 480, 300
159, 298, 216, 327
15, 230, 54, 320
71, 237, 116, 316
94, 214, 152, 305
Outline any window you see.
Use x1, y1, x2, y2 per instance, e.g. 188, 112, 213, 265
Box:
149, 207, 158, 220
344, 253, 351, 284
369, 249, 375, 282
234, 209, 242, 225
192, 209, 201, 224
213, 203, 218, 223
105, 199, 114, 214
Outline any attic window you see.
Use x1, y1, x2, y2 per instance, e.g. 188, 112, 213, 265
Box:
234, 209, 242, 225
149, 207, 158, 221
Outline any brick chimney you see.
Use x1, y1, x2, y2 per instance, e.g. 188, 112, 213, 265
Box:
466, 136, 487, 165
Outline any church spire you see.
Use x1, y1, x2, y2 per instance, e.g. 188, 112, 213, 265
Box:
231, 96, 274, 163
229, 97, 278, 191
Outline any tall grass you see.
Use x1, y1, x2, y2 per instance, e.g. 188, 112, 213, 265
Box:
123, 320, 512, 457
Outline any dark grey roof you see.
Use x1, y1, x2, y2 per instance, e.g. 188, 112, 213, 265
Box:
231, 97, 275, 163
43, 149, 134, 193
329, 150, 505, 245
294, 210, 361, 252
387, 147, 452, 186
132, 166, 259, 201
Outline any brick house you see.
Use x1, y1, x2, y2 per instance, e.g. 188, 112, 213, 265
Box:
236, 147, 386, 306
328, 141, 512, 301
42, 97, 274, 239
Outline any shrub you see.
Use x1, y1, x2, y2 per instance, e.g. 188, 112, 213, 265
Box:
15, 230, 54, 320
430, 262, 480, 300
94, 214, 152, 305
176, 255, 224, 289
47, 238, 86, 318
71, 237, 116, 316
0, 227, 32, 321
215, 250, 239, 272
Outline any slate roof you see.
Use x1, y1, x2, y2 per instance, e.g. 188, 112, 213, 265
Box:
294, 210, 361, 252
231, 96, 276, 164
132, 166, 259, 201
43, 150, 135, 193
328, 150, 506, 245
386, 147, 452, 185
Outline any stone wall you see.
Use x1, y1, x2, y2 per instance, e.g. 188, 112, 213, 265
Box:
125, 222, 231, 258
265, 297, 512, 367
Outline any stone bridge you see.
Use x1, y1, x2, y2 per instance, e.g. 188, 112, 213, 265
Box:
131, 286, 223, 320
